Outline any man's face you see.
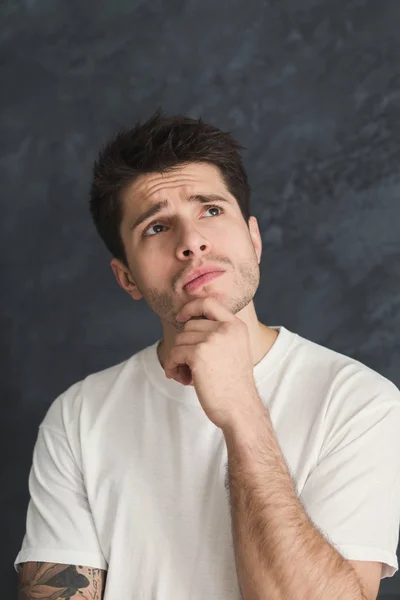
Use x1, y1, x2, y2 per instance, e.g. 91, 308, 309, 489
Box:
116, 162, 262, 329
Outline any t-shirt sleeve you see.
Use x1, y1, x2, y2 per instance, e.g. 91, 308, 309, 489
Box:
299, 380, 400, 580
14, 393, 107, 572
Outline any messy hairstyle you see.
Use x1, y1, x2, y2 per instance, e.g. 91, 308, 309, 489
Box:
89, 108, 251, 267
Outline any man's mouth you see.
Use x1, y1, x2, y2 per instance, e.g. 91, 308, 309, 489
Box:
184, 271, 224, 292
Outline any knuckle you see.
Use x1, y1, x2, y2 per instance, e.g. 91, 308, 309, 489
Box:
209, 330, 219, 342
195, 342, 207, 357
204, 297, 213, 310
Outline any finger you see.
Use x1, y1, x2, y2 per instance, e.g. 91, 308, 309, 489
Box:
164, 344, 193, 379
180, 364, 193, 385
171, 363, 192, 386
165, 363, 192, 386
166, 363, 192, 385
181, 319, 216, 332
174, 331, 205, 346
177, 298, 234, 323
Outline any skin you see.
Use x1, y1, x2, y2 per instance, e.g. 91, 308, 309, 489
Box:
17, 562, 106, 599
111, 161, 279, 374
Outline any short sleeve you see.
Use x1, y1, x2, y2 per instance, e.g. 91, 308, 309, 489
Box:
299, 389, 400, 580
14, 422, 107, 572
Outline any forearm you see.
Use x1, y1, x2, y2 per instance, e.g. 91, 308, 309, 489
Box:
223, 403, 365, 600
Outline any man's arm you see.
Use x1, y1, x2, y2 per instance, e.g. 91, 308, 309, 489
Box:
17, 561, 107, 599
222, 403, 366, 600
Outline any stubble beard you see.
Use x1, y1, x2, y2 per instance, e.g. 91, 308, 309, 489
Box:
142, 257, 260, 330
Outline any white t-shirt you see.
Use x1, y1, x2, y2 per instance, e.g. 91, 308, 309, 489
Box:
14, 325, 400, 599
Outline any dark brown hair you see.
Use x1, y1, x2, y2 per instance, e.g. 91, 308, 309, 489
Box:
89, 108, 251, 267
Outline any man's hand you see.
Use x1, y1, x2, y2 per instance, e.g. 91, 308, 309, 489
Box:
163, 297, 263, 430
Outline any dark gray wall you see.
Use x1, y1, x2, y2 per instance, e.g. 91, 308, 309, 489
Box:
2, 1, 400, 597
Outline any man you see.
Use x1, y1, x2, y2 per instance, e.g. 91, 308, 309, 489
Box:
15, 109, 400, 600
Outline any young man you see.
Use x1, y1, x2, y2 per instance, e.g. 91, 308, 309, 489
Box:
15, 110, 400, 600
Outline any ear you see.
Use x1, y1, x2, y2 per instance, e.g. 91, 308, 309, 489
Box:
248, 216, 262, 264
110, 258, 143, 301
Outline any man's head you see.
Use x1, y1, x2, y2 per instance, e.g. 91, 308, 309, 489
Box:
89, 109, 263, 332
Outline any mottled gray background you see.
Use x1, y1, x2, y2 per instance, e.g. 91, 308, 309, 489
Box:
2, 0, 400, 597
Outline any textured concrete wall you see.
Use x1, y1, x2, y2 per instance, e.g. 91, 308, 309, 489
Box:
2, 1, 399, 596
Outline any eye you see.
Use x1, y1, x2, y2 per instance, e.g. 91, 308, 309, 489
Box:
142, 205, 224, 237
205, 205, 222, 217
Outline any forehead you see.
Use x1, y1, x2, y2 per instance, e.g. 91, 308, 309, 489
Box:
125, 162, 232, 205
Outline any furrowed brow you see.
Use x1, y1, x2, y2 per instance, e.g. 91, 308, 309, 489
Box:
129, 194, 230, 232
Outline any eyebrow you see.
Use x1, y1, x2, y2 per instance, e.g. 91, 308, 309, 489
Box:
129, 194, 231, 233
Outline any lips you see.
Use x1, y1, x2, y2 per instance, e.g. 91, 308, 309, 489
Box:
184, 270, 224, 292
182, 266, 225, 289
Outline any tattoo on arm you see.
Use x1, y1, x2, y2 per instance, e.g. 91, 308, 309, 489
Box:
17, 561, 107, 599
